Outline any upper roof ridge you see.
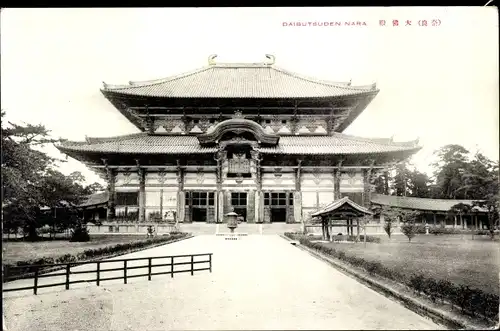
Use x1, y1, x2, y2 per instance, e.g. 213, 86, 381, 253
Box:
102, 66, 212, 90
102, 54, 376, 92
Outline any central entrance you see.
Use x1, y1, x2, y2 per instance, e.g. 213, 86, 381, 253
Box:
231, 192, 247, 222
192, 207, 207, 222
270, 208, 287, 222
264, 192, 294, 223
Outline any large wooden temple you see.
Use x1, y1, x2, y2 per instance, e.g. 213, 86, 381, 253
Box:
58, 54, 421, 227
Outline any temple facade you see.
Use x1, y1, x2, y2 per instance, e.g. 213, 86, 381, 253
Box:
58, 54, 421, 226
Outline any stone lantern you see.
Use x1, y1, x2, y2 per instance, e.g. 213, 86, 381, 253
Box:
225, 211, 239, 234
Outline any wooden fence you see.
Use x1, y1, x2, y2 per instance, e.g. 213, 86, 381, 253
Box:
3, 253, 212, 295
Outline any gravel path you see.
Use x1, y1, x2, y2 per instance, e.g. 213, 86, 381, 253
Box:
3, 235, 445, 330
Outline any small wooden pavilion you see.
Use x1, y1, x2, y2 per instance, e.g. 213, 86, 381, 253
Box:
311, 197, 374, 241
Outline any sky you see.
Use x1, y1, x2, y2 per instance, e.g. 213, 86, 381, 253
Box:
1, 7, 498, 185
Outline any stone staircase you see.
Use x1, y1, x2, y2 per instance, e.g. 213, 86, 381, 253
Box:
177, 223, 304, 235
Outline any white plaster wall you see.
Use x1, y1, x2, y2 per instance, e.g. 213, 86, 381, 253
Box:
318, 191, 334, 206
115, 173, 140, 187
261, 173, 295, 190
184, 172, 217, 187
145, 172, 178, 187
300, 172, 334, 191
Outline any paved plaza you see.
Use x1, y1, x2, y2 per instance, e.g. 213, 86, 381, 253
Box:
3, 235, 445, 330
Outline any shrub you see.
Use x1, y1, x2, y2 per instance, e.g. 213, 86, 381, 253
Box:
358, 235, 381, 243
383, 221, 394, 239
429, 227, 490, 235
400, 222, 418, 242
69, 227, 90, 242
408, 273, 425, 294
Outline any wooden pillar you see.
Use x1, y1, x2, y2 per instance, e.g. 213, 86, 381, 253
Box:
325, 218, 330, 241
321, 218, 326, 240
363, 162, 374, 207
454, 215, 457, 228
159, 188, 164, 221
356, 218, 360, 242
106, 168, 116, 220
363, 219, 367, 246
384, 170, 389, 195
329, 219, 333, 241
475, 215, 478, 230
433, 213, 437, 226
295, 160, 303, 227
176, 162, 185, 222
251, 150, 262, 223
334, 161, 342, 200
138, 168, 146, 223
217, 191, 224, 223
215, 150, 223, 223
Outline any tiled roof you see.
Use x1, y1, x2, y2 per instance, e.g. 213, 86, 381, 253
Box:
259, 134, 421, 155
79, 192, 109, 208
57, 133, 218, 155
101, 62, 378, 99
57, 133, 420, 156
312, 197, 373, 217
371, 194, 488, 213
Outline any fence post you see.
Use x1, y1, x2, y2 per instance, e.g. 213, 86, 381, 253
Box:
209, 254, 212, 273
191, 255, 194, 276
65, 264, 70, 290
96, 261, 100, 286
171, 256, 174, 278
148, 258, 152, 281
124, 260, 127, 284
33, 266, 39, 295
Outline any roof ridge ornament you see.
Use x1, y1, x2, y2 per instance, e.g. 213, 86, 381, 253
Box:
208, 54, 218, 65
265, 54, 275, 65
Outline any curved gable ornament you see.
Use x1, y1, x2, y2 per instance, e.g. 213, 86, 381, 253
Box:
197, 118, 279, 146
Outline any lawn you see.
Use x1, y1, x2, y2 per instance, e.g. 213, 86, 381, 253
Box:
318, 234, 500, 295
2, 235, 151, 265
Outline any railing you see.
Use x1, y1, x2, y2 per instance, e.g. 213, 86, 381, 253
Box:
3, 253, 212, 295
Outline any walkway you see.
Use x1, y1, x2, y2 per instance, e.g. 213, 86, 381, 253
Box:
3, 235, 445, 330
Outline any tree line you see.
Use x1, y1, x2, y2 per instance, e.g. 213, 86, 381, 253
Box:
2, 111, 104, 241
374, 144, 498, 201
373, 144, 499, 237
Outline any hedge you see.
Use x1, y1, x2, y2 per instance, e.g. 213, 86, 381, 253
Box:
293, 232, 381, 243
285, 233, 499, 321
420, 227, 491, 236
3, 233, 189, 281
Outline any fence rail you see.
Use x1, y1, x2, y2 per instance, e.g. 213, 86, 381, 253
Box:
3, 253, 213, 295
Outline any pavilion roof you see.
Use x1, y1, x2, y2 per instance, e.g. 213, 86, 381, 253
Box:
78, 192, 109, 208
311, 197, 373, 218
101, 60, 378, 99
56, 132, 421, 156
370, 194, 488, 213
